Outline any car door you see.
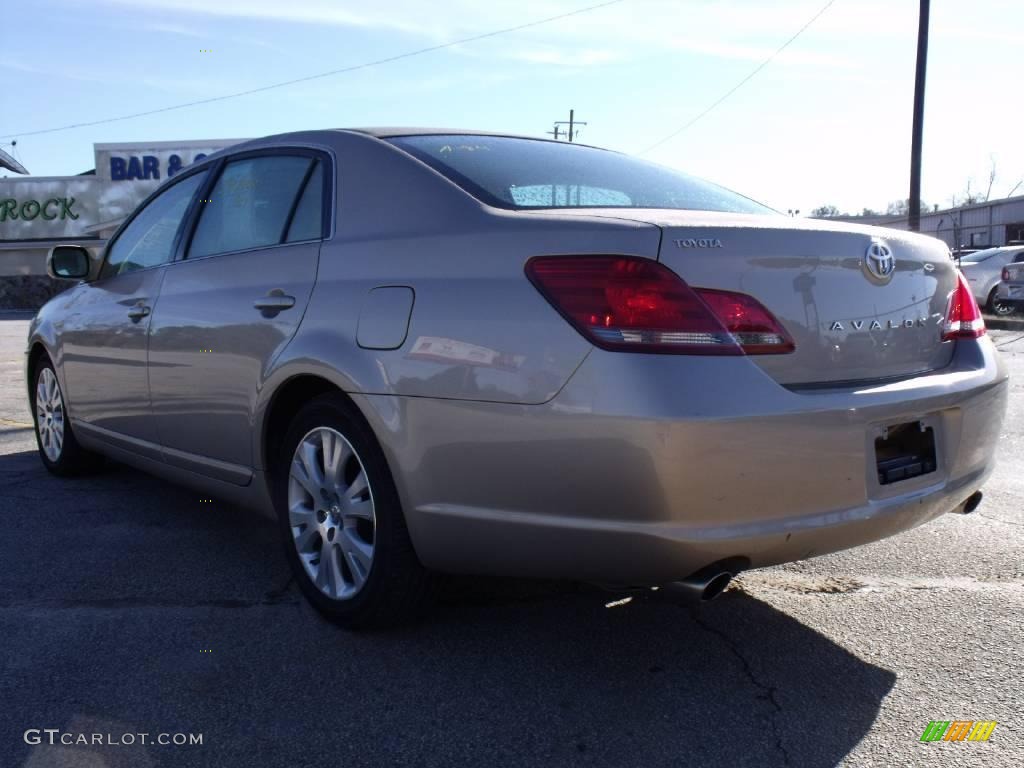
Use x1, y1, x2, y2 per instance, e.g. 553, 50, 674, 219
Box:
147, 150, 328, 483
58, 169, 208, 456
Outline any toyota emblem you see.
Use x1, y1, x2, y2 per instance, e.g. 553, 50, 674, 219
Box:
864, 240, 895, 283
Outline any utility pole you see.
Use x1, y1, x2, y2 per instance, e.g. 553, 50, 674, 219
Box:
908, 0, 930, 232
552, 109, 587, 142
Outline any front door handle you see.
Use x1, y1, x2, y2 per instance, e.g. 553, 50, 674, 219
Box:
127, 303, 151, 321
253, 289, 296, 316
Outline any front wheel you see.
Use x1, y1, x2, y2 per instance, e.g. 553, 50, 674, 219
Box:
275, 395, 432, 629
987, 288, 1015, 316
31, 359, 103, 476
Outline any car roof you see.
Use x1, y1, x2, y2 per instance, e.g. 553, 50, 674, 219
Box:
983, 246, 1024, 255
340, 127, 608, 152
343, 127, 557, 141
965, 245, 1024, 255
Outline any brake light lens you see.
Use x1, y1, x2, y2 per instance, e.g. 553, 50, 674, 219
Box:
525, 256, 794, 355
693, 289, 796, 354
1003, 267, 1011, 282
942, 270, 986, 341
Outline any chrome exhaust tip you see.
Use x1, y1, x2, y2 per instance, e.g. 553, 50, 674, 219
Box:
698, 571, 734, 601
665, 567, 735, 603
958, 491, 983, 514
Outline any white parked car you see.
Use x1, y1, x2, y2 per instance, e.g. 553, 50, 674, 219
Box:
958, 246, 1024, 315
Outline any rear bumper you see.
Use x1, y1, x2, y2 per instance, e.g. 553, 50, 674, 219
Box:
357, 337, 1009, 584
996, 283, 1024, 305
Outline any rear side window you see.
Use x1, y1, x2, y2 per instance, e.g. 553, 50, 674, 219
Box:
285, 161, 323, 242
102, 171, 207, 279
1013, 251, 1024, 263
388, 134, 772, 214
189, 155, 313, 258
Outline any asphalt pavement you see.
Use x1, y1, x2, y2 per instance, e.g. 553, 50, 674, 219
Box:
0, 313, 1021, 767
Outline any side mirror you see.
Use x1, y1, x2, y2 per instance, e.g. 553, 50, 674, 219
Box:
47, 245, 91, 280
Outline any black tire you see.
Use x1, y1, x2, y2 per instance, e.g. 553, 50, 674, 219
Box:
30, 358, 103, 476
987, 288, 1015, 316
274, 394, 433, 629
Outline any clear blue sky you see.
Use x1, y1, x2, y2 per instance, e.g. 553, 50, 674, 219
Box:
3, 0, 1022, 214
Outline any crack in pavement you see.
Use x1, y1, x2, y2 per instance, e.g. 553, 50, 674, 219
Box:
688, 609, 791, 767
262, 575, 296, 602
978, 512, 1024, 527
0, 574, 302, 612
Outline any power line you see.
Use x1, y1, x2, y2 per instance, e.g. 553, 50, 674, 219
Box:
550, 109, 587, 141
1, 0, 628, 140
638, 0, 838, 155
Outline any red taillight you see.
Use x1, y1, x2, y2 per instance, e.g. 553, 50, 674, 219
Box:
525, 256, 794, 355
693, 289, 796, 355
1003, 267, 1012, 282
942, 270, 986, 341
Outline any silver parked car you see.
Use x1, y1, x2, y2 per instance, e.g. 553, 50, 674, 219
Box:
28, 129, 1009, 627
958, 245, 1024, 315
997, 260, 1024, 311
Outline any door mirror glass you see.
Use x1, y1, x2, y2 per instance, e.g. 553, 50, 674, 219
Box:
47, 245, 91, 280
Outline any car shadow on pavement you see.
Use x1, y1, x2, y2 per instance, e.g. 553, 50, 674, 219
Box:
0, 448, 895, 768
419, 576, 896, 767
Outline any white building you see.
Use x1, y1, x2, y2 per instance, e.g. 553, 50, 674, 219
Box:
0, 139, 246, 308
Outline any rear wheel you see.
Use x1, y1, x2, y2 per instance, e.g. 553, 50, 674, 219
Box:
275, 394, 432, 628
31, 359, 103, 476
987, 287, 1015, 316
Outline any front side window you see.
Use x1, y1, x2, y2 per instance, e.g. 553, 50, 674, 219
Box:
189, 155, 315, 259
101, 171, 207, 279
388, 134, 773, 214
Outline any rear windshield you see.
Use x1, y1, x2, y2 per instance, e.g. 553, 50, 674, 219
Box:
388, 135, 773, 214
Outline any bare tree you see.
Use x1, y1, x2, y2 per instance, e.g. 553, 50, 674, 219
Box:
951, 179, 983, 208
949, 158, 1024, 205
984, 155, 997, 202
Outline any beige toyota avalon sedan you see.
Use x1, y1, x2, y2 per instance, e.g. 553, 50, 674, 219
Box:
28, 129, 1008, 627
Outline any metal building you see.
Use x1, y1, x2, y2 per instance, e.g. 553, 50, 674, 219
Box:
830, 195, 1024, 250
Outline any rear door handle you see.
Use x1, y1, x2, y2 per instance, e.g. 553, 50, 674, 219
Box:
127, 303, 151, 321
253, 290, 296, 315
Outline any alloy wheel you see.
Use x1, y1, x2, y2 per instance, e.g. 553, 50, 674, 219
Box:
991, 298, 1015, 316
35, 368, 65, 462
287, 427, 376, 600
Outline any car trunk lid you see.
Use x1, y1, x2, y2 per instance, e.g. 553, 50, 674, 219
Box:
553, 209, 957, 386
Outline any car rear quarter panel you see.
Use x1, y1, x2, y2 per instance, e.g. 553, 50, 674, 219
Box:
257, 133, 660, 470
